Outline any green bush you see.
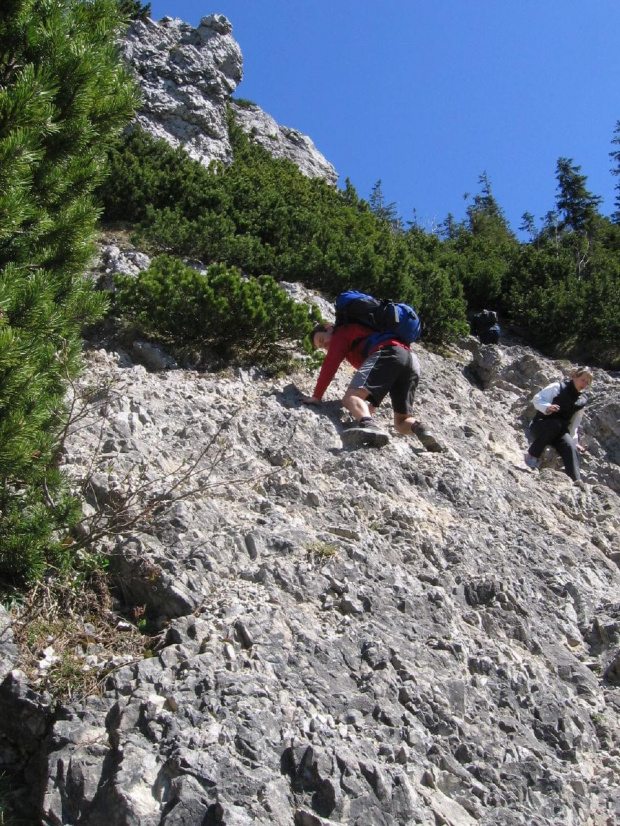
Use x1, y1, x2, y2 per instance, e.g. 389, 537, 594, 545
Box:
0, 0, 138, 586
504, 223, 620, 365
98, 112, 620, 366
114, 256, 319, 370
98, 125, 470, 343
0, 472, 80, 585
118, 0, 151, 21
417, 264, 469, 343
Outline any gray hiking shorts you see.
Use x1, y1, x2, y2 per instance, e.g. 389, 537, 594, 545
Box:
349, 344, 420, 415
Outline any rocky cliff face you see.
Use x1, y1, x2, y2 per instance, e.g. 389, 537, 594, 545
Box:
1, 266, 619, 825
230, 101, 339, 184
120, 14, 338, 184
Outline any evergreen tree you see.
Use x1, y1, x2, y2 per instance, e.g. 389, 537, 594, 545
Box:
466, 172, 514, 244
0, 0, 138, 584
610, 120, 620, 224
540, 210, 560, 251
519, 212, 537, 242
447, 174, 517, 309
414, 262, 468, 343
118, 0, 151, 21
438, 213, 460, 240
555, 157, 602, 235
505, 245, 583, 346
341, 178, 361, 207
369, 179, 401, 232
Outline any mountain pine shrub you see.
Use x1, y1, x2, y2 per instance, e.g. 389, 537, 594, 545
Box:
99, 126, 470, 342
0, 0, 138, 585
97, 100, 620, 365
118, 0, 151, 21
114, 256, 320, 370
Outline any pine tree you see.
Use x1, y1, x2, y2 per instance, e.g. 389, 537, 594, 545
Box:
0, 0, 138, 584
449, 174, 517, 309
519, 212, 537, 242
555, 157, 602, 235
341, 178, 360, 207
466, 172, 513, 243
118, 0, 151, 21
610, 120, 620, 224
438, 213, 460, 240
369, 179, 401, 232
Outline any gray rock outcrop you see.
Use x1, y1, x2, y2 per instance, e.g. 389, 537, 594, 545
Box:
3, 315, 619, 825
121, 14, 338, 183
230, 101, 339, 184
121, 14, 242, 166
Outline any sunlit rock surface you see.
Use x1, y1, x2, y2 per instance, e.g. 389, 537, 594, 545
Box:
121, 14, 337, 183
3, 291, 618, 824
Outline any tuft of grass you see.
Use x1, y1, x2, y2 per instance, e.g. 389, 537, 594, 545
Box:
10, 569, 153, 704
306, 541, 338, 563
422, 341, 457, 359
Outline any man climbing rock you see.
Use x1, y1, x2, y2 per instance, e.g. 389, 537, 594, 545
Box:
301, 321, 442, 451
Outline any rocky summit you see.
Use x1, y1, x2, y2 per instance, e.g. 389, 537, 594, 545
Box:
1, 269, 619, 825
120, 14, 338, 184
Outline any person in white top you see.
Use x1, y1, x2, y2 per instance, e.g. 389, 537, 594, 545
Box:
524, 367, 593, 481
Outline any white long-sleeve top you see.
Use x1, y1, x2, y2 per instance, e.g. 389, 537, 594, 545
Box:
532, 382, 584, 441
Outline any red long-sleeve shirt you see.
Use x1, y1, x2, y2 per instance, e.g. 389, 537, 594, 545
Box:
312, 324, 407, 400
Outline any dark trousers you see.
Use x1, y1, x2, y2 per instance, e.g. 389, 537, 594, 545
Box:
529, 418, 580, 481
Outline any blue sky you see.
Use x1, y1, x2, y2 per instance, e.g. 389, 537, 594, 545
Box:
147, 1, 620, 235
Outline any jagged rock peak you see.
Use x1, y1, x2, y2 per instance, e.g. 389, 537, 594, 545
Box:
120, 14, 243, 166
121, 13, 338, 183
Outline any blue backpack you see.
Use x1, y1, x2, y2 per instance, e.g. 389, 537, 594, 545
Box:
334, 290, 421, 353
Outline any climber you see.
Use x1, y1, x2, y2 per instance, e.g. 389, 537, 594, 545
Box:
524, 367, 593, 482
300, 322, 442, 451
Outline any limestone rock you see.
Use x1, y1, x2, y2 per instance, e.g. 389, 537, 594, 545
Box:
120, 14, 338, 184
230, 101, 338, 184
121, 14, 243, 166
2, 295, 620, 825
0, 608, 18, 682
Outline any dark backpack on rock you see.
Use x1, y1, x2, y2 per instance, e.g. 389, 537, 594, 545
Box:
472, 309, 500, 344
334, 290, 421, 353
475, 309, 497, 326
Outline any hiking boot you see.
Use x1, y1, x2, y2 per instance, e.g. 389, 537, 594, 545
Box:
411, 422, 443, 452
524, 453, 538, 469
342, 419, 390, 448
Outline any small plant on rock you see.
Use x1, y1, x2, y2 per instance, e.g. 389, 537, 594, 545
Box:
306, 541, 339, 563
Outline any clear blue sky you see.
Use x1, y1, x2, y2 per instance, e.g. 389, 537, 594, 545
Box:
147, 1, 620, 235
